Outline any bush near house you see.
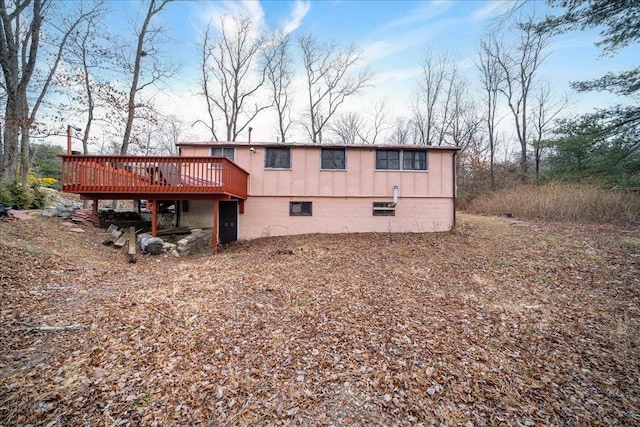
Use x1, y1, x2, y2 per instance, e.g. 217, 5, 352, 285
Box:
0, 183, 48, 210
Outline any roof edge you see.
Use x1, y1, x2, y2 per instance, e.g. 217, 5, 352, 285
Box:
176, 141, 461, 151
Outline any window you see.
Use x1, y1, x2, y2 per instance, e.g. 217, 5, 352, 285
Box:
211, 147, 235, 161
290, 201, 312, 216
403, 150, 428, 170
265, 147, 291, 169
373, 202, 395, 216
376, 149, 428, 171
321, 148, 346, 170
376, 149, 400, 170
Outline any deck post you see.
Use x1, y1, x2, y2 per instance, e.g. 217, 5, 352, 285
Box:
213, 200, 219, 255
151, 200, 158, 237
92, 199, 98, 213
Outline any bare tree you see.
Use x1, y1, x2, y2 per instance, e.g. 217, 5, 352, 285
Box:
358, 101, 389, 144
59, 1, 112, 155
1, 0, 99, 185
120, 0, 175, 155
298, 34, 373, 144
330, 111, 364, 144
201, 16, 271, 142
447, 82, 483, 152
389, 117, 413, 145
331, 101, 389, 144
198, 23, 219, 141
480, 16, 551, 174
529, 81, 570, 177
157, 114, 183, 155
411, 49, 454, 145
476, 39, 502, 187
264, 33, 293, 142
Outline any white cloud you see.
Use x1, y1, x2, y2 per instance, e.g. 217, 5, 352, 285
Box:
361, 40, 405, 64
374, 67, 422, 85
471, 1, 516, 21
379, 1, 456, 32
281, 0, 311, 35
200, 0, 265, 32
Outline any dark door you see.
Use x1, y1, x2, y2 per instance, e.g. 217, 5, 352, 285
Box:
218, 201, 238, 244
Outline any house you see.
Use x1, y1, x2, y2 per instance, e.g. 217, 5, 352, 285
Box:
59, 142, 459, 254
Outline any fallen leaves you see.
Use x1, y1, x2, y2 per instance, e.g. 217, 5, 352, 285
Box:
0, 213, 639, 425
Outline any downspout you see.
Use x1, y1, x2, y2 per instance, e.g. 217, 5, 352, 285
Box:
452, 151, 457, 228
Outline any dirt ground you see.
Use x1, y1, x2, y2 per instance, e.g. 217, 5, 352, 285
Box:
1, 212, 639, 426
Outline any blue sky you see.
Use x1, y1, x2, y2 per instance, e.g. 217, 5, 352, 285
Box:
98, 0, 637, 146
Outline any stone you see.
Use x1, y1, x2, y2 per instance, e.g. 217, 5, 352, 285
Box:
137, 234, 164, 255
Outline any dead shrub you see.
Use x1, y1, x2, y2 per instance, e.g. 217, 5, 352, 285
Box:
465, 182, 640, 225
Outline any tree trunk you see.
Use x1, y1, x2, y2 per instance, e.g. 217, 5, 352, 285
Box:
1, 101, 20, 184
19, 123, 30, 187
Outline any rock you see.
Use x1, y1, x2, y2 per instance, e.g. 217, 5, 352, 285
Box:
137, 234, 164, 255
69, 227, 85, 233
8, 210, 33, 220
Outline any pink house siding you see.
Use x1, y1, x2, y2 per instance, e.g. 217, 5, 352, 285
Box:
239, 197, 454, 239
177, 143, 457, 240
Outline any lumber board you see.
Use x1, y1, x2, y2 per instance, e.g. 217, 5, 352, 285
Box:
128, 226, 136, 255
113, 233, 129, 248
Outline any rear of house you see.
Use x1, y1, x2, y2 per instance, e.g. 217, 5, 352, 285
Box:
177, 142, 458, 242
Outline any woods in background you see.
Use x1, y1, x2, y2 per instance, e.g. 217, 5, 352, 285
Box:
1, 0, 638, 194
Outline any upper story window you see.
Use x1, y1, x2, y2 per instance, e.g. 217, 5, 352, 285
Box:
211, 147, 235, 161
265, 147, 291, 169
375, 149, 400, 170
376, 149, 428, 171
321, 148, 346, 170
403, 150, 428, 170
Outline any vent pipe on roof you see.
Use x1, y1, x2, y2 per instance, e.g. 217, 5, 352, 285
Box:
390, 185, 398, 207
248, 126, 253, 145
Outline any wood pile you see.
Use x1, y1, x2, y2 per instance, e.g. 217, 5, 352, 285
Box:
98, 210, 150, 230
71, 209, 100, 227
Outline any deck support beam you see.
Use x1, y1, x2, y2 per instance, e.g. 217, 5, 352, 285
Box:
92, 199, 98, 213
213, 200, 219, 255
151, 200, 158, 237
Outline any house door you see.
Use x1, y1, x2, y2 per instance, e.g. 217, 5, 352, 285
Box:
218, 201, 238, 244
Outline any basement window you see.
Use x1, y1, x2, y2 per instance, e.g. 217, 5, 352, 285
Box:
372, 202, 395, 216
290, 201, 312, 216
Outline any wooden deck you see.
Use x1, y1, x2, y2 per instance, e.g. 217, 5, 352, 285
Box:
59, 155, 249, 200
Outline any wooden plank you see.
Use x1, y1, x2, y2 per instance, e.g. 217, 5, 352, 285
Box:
128, 226, 136, 255
113, 233, 129, 248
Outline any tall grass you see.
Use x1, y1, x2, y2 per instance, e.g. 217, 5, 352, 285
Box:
465, 183, 640, 225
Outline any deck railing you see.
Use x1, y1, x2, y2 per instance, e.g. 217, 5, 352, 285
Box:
60, 155, 249, 199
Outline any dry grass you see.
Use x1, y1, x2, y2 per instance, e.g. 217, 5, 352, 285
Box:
466, 182, 640, 225
1, 213, 639, 425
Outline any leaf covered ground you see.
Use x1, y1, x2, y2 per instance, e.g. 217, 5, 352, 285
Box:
1, 213, 639, 426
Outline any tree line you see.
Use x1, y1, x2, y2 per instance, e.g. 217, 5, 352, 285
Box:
1, 0, 638, 190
